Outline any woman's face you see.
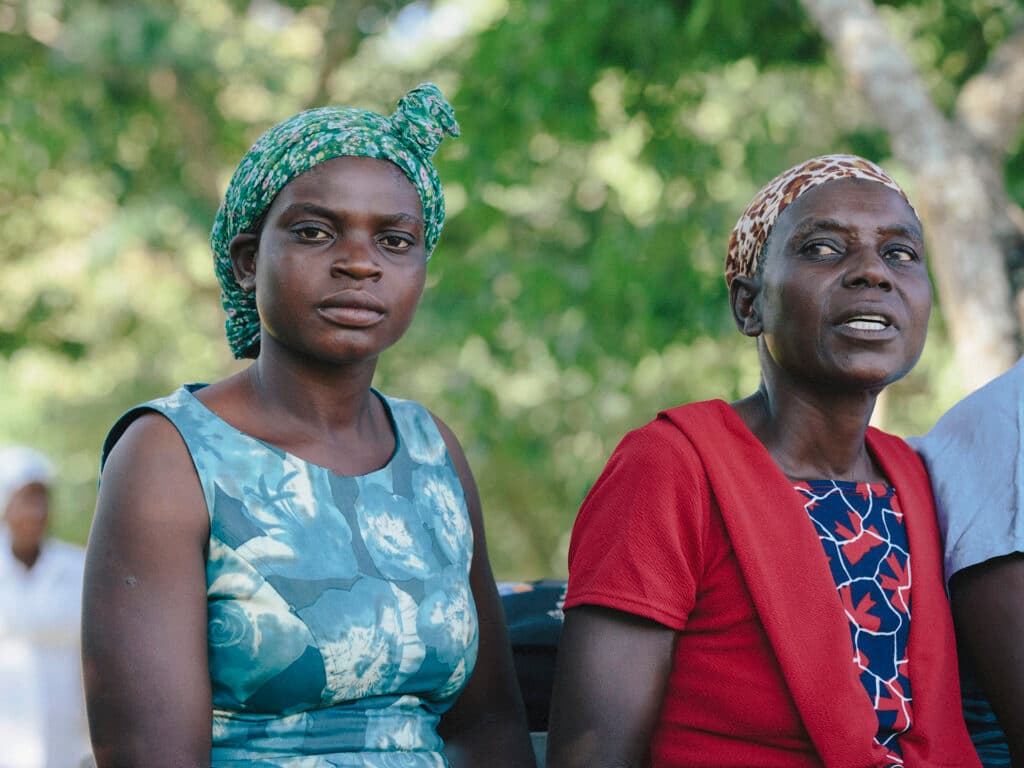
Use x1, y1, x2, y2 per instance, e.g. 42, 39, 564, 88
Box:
245, 155, 427, 365
4, 482, 48, 551
754, 178, 931, 391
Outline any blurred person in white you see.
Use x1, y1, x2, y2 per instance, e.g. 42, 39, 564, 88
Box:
0, 447, 91, 768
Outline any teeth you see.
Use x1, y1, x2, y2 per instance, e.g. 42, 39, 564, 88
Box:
846, 315, 889, 330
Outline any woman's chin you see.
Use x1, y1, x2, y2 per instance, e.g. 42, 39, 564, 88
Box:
801, 361, 915, 395
844, 370, 910, 394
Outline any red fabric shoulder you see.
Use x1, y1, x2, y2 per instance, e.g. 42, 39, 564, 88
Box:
865, 428, 979, 767
564, 416, 714, 630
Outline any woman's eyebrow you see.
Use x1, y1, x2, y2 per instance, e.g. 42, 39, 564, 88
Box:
280, 202, 337, 219
278, 203, 422, 228
379, 212, 423, 228
877, 222, 924, 241
787, 218, 922, 243
789, 217, 850, 241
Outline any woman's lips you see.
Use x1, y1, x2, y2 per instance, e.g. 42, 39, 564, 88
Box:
316, 293, 386, 327
317, 305, 385, 327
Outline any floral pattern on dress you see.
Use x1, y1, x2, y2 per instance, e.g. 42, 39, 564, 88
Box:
103, 386, 477, 767
794, 479, 912, 764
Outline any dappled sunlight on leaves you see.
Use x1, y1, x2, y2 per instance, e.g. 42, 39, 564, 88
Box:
1, 0, 1020, 575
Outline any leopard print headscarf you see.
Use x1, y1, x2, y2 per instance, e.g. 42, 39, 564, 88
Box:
725, 154, 914, 286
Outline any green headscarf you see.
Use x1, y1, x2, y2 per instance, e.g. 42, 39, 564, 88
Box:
210, 83, 460, 358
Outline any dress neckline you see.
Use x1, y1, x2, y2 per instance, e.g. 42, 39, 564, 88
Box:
180, 383, 401, 480
797, 479, 895, 492
709, 398, 895, 490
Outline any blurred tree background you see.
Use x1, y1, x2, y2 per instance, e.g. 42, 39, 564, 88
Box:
1, 0, 1022, 577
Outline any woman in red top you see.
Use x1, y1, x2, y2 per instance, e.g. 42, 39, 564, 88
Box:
546, 155, 980, 768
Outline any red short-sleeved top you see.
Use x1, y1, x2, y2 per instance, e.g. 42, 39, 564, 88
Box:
565, 417, 824, 767
566, 401, 979, 768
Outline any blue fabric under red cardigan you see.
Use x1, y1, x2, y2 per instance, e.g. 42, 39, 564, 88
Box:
564, 399, 979, 768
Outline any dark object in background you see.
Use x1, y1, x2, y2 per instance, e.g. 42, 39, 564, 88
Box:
499, 579, 567, 732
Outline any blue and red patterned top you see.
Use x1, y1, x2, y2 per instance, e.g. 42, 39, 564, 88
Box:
794, 480, 912, 764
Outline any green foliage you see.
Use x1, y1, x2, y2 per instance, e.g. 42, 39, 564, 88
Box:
878, 0, 1021, 107
1, 0, 1022, 577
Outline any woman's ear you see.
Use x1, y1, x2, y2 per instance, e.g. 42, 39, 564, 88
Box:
229, 233, 260, 293
729, 275, 763, 337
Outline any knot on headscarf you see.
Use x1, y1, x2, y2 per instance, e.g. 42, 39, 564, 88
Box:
0, 446, 52, 515
211, 83, 459, 358
391, 83, 460, 157
725, 154, 915, 287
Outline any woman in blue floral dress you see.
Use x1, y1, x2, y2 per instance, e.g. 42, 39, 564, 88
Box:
82, 84, 534, 768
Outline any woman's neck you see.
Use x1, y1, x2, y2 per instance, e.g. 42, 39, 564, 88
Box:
9, 539, 41, 570
733, 378, 886, 483
193, 336, 396, 477
245, 342, 380, 434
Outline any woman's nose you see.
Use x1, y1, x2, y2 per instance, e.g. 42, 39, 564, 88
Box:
844, 247, 892, 291
330, 236, 382, 280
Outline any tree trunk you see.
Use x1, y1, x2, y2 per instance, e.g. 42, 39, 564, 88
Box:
799, 0, 1024, 391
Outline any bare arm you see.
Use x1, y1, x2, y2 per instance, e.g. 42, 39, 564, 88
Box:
546, 605, 677, 768
433, 416, 536, 768
950, 553, 1024, 764
82, 413, 212, 768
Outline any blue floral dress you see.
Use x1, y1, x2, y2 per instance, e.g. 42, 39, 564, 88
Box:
102, 385, 478, 767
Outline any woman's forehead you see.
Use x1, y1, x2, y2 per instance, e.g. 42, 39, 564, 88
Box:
773, 178, 921, 236
272, 156, 422, 213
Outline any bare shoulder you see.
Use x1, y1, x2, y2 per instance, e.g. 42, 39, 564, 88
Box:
96, 410, 209, 541
104, 410, 190, 466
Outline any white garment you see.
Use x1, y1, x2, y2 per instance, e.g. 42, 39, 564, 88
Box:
0, 535, 90, 768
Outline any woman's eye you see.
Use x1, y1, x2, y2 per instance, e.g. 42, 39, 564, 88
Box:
805, 242, 840, 257
886, 247, 917, 263
294, 226, 330, 241
379, 234, 412, 250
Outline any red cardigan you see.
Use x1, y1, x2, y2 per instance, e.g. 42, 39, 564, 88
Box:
565, 400, 979, 767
